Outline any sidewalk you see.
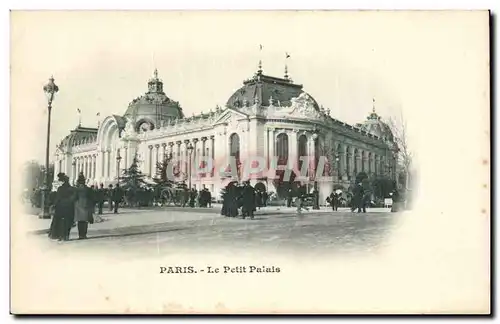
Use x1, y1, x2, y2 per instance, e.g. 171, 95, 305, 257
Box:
17, 205, 392, 236
18, 208, 220, 235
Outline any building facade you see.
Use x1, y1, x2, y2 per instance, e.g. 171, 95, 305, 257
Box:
54, 63, 398, 202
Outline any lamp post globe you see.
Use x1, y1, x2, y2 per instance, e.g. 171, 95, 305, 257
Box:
39, 76, 59, 219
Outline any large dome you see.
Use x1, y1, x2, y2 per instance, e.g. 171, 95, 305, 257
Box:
226, 63, 320, 110
123, 69, 184, 131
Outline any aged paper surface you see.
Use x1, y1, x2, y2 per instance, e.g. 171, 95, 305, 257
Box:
10, 10, 490, 314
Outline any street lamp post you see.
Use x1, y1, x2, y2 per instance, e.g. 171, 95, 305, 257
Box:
39, 76, 59, 219
187, 143, 194, 189
116, 151, 122, 180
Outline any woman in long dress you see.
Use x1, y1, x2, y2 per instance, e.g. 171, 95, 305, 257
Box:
74, 173, 95, 239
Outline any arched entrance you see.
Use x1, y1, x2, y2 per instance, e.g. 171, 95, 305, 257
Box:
273, 132, 296, 198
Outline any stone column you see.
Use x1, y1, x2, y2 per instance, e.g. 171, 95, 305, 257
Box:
267, 128, 275, 164
168, 142, 174, 158
148, 145, 154, 177
71, 159, 76, 183
161, 143, 167, 161
184, 139, 191, 179
363, 152, 367, 175
107, 150, 111, 179
176, 141, 182, 174
154, 144, 160, 175
93, 154, 97, 182
193, 138, 199, 166
200, 137, 207, 178
88, 155, 92, 180
288, 130, 298, 170
210, 135, 215, 177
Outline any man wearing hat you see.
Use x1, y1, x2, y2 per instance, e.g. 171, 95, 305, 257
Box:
49, 173, 75, 241
74, 172, 95, 239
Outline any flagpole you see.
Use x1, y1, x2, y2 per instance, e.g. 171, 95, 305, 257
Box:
77, 109, 82, 127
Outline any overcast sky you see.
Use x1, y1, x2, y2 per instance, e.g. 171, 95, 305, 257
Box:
11, 11, 487, 169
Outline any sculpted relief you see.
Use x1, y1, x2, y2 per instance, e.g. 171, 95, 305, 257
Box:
122, 118, 137, 140
289, 93, 323, 119
267, 92, 323, 120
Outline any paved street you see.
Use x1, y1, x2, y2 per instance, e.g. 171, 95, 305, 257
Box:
19, 207, 404, 259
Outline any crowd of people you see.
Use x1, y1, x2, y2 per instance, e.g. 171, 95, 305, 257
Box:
220, 181, 269, 219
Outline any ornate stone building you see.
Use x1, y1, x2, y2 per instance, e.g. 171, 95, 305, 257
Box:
54, 62, 398, 202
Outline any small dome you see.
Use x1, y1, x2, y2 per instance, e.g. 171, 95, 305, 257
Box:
226, 63, 320, 111
59, 126, 98, 148
123, 69, 184, 131
357, 106, 394, 142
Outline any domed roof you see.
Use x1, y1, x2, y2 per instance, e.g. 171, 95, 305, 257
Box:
123, 69, 184, 130
226, 62, 320, 110
59, 126, 98, 148
356, 102, 394, 142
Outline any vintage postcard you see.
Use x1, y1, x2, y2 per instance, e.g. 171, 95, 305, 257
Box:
10, 10, 490, 314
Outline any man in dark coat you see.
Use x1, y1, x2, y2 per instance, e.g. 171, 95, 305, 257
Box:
96, 183, 106, 214
112, 183, 123, 214
329, 191, 339, 211
189, 188, 197, 208
49, 173, 75, 241
351, 183, 365, 213
241, 181, 256, 219
108, 184, 114, 211
286, 188, 293, 207
74, 173, 94, 240
312, 188, 320, 210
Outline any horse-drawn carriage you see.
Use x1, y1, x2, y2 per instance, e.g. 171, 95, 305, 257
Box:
156, 183, 190, 207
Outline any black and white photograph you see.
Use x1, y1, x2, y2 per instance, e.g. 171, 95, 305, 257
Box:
10, 10, 490, 314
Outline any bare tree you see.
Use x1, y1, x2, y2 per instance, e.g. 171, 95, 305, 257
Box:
388, 111, 412, 189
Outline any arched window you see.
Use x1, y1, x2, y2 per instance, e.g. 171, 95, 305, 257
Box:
276, 133, 289, 165
229, 133, 240, 162
374, 155, 378, 174
297, 134, 308, 172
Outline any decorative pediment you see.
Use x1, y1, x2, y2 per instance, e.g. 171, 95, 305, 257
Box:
212, 108, 248, 126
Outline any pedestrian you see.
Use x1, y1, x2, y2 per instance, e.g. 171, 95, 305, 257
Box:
112, 183, 123, 214
286, 188, 293, 207
74, 172, 95, 240
241, 181, 256, 219
48, 173, 75, 241
312, 187, 320, 210
107, 184, 114, 211
96, 183, 105, 214
296, 192, 309, 215
189, 188, 197, 208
